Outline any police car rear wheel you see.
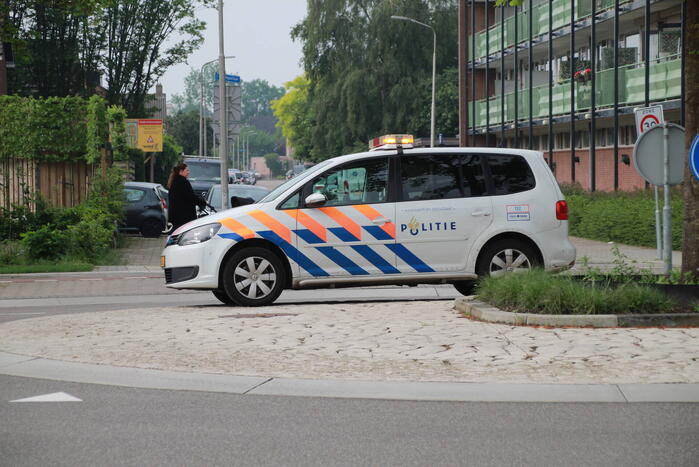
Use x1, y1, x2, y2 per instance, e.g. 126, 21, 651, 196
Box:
222, 247, 285, 306
453, 280, 476, 296
477, 239, 538, 278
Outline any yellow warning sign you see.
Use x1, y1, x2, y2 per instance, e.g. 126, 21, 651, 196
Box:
137, 119, 163, 152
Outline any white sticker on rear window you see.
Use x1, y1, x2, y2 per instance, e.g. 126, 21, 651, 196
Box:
507, 204, 530, 221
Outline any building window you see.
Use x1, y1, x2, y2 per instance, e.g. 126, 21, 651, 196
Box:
555, 132, 570, 149
619, 125, 637, 145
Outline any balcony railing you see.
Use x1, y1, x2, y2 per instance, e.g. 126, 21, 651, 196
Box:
467, 56, 681, 128
469, 0, 634, 61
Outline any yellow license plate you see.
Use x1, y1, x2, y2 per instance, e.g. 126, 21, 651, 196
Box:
160, 256, 166, 268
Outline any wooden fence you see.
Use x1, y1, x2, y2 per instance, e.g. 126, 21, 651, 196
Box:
0, 157, 96, 210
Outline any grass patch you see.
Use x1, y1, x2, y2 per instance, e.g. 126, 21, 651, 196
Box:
476, 269, 679, 315
0, 262, 94, 274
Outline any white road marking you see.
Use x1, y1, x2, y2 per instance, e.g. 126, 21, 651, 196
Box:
0, 281, 13, 283
35, 279, 58, 282
79, 278, 103, 281
126, 276, 149, 279
10, 392, 82, 402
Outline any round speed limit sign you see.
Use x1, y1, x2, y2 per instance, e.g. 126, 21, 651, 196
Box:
635, 106, 664, 136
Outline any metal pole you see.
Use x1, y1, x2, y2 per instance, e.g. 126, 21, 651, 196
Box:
199, 78, 204, 157
662, 124, 672, 273
645, 0, 662, 258
590, 0, 596, 192
430, 27, 437, 148
548, 0, 553, 166
471, 0, 475, 146
514, 5, 519, 148
613, 0, 619, 190
528, 0, 532, 149
501, 6, 505, 147
486, 3, 490, 146
681, 0, 686, 127
217, 0, 229, 210
570, 1, 576, 182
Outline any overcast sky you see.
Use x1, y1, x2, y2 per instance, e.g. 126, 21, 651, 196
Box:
159, 0, 308, 97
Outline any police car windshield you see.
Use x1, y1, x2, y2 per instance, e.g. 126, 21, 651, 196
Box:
258, 160, 333, 203
187, 162, 221, 182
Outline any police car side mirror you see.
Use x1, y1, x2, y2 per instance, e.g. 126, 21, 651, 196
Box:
305, 193, 327, 208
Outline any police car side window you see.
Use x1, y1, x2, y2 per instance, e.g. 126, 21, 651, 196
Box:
308, 158, 388, 206
487, 155, 535, 195
280, 192, 300, 210
461, 154, 487, 197
400, 154, 460, 201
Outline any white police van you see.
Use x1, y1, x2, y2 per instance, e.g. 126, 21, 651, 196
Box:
161, 136, 576, 306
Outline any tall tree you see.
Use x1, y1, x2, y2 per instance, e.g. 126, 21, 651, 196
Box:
2, 0, 103, 97
683, 2, 698, 277
169, 63, 216, 114
241, 78, 284, 126
97, 0, 213, 116
292, 0, 458, 160
272, 74, 313, 160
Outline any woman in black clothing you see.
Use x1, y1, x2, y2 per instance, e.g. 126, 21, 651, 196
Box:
167, 163, 205, 231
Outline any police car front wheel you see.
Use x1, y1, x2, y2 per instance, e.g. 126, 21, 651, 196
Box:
477, 239, 539, 278
222, 247, 286, 306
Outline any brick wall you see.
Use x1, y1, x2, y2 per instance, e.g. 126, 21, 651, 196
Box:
547, 146, 645, 191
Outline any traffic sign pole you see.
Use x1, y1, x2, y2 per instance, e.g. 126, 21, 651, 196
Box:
662, 124, 672, 274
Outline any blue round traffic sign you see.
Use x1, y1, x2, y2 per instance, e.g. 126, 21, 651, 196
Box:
691, 134, 699, 182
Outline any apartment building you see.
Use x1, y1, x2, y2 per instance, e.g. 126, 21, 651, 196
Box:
459, 0, 684, 191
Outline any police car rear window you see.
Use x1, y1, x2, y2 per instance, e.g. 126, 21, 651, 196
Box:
487, 154, 535, 195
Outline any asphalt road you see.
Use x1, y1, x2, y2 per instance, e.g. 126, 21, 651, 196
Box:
2, 374, 698, 467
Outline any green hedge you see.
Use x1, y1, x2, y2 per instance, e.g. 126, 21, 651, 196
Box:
562, 185, 684, 250
0, 95, 127, 163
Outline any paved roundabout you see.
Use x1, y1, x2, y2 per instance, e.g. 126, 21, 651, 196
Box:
1, 299, 698, 401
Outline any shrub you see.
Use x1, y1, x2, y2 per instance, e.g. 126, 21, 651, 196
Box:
20, 225, 68, 260
65, 217, 114, 262
476, 269, 677, 315
561, 185, 683, 249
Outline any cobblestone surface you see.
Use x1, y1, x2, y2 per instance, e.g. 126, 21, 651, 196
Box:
0, 300, 696, 384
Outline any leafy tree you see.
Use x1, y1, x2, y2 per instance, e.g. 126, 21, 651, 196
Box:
166, 108, 212, 156
241, 79, 284, 126
239, 126, 277, 158
3, 0, 104, 97
263, 152, 284, 177
290, 0, 458, 160
271, 75, 314, 161
683, 2, 698, 277
97, 0, 213, 116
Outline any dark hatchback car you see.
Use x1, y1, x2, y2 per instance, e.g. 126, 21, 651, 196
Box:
120, 182, 168, 237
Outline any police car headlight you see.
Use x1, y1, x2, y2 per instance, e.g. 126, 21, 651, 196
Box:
178, 223, 221, 246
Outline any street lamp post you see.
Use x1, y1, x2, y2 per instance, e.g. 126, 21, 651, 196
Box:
199, 57, 233, 158
391, 15, 437, 148
217, 0, 229, 210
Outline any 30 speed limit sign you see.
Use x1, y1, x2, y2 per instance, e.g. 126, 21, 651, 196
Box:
634, 105, 664, 136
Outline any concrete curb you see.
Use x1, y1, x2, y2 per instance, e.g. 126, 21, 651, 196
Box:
454, 297, 699, 328
2, 352, 698, 402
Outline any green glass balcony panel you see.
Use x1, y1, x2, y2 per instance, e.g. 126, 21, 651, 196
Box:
649, 62, 668, 101
665, 58, 681, 99
516, 11, 529, 43
551, 0, 572, 31
536, 86, 551, 119
595, 68, 627, 107
576, 83, 592, 110
474, 32, 487, 59
625, 67, 647, 104
487, 25, 502, 55
505, 93, 515, 121
504, 16, 516, 47
577, 0, 592, 19
488, 96, 504, 126
551, 83, 572, 114
535, 2, 550, 37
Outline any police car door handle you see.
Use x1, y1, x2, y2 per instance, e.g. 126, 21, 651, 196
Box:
471, 211, 491, 217
372, 217, 392, 225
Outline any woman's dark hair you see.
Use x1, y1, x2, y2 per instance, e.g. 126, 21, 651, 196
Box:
167, 162, 188, 189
